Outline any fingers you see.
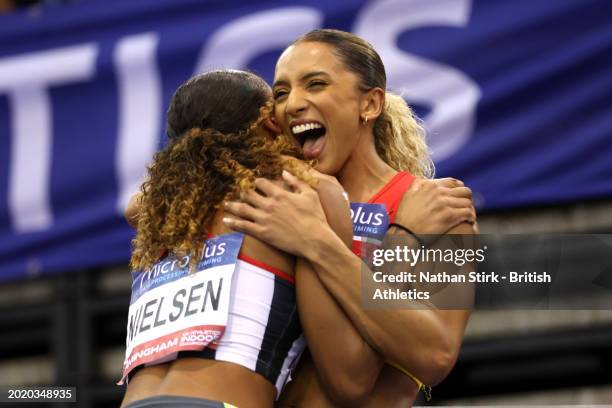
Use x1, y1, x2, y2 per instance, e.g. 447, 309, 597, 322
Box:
434, 177, 464, 188
282, 170, 309, 193
441, 204, 476, 229
412, 177, 463, 195
447, 186, 473, 199
241, 189, 268, 209
253, 177, 285, 197
309, 168, 340, 186
445, 197, 473, 209
224, 200, 263, 222
454, 207, 477, 225
222, 216, 264, 238
443, 187, 476, 221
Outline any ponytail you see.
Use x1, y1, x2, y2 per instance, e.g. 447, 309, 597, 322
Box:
374, 92, 434, 178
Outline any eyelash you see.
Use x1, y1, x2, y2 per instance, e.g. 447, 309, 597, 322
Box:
273, 81, 326, 99
308, 80, 326, 88
273, 90, 287, 99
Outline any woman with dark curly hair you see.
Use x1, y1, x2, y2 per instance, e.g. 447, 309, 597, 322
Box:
119, 69, 382, 408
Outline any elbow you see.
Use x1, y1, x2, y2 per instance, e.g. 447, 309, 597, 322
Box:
124, 193, 142, 228
124, 207, 136, 226
324, 369, 378, 407
418, 343, 459, 387
429, 350, 458, 386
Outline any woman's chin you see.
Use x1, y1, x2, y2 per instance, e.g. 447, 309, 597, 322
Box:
314, 157, 340, 177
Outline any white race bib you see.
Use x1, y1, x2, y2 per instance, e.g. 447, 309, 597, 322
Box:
119, 233, 244, 383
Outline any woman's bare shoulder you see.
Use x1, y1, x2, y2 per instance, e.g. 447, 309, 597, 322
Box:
209, 182, 295, 276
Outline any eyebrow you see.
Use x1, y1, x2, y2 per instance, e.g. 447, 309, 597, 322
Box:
272, 71, 330, 89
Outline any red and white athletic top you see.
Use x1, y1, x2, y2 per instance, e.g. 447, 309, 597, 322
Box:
351, 172, 415, 257
206, 253, 303, 395
365, 171, 415, 224
124, 241, 303, 397
350, 171, 431, 395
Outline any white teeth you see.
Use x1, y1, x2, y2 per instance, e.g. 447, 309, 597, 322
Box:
291, 122, 322, 135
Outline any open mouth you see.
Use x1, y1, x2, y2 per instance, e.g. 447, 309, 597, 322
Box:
291, 122, 327, 160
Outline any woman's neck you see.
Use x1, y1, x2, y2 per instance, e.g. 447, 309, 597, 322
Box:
336, 138, 396, 203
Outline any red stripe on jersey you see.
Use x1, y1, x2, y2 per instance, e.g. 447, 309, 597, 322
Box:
351, 172, 415, 257
238, 253, 295, 285
207, 233, 295, 284
367, 172, 415, 223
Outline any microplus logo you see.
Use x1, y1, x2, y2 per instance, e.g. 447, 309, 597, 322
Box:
351, 204, 386, 226
137, 255, 190, 290
136, 241, 228, 290
203, 241, 226, 258
350, 203, 389, 240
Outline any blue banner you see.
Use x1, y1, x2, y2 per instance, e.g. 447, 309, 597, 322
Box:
0, 0, 610, 281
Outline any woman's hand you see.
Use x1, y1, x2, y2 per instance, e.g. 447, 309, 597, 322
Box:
395, 178, 476, 235
223, 170, 333, 258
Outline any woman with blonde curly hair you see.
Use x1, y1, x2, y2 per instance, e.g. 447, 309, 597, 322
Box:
120, 69, 382, 408
224, 29, 476, 407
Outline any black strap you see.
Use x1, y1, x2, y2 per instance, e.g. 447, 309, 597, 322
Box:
388, 223, 426, 247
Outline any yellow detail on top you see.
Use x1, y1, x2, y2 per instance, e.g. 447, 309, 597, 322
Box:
385, 360, 432, 401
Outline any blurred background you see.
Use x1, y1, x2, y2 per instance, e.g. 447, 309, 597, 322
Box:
0, 0, 611, 406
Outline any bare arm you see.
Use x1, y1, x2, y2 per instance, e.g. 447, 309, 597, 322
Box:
224, 172, 476, 386
305, 221, 473, 386
302, 173, 383, 404
304, 177, 476, 386
125, 191, 142, 228
295, 259, 383, 404
123, 173, 379, 398
243, 171, 384, 403
125, 171, 384, 402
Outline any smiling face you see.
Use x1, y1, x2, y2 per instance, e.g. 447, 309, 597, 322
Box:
272, 41, 369, 176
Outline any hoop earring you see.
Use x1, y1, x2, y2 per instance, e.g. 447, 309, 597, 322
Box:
362, 116, 368, 126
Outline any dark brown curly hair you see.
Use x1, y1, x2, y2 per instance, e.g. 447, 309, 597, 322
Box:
130, 70, 312, 272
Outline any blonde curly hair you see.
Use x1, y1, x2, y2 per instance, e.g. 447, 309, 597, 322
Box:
375, 92, 433, 177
